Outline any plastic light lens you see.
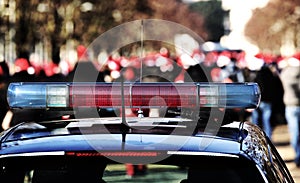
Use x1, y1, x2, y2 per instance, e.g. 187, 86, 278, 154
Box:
8, 83, 47, 108
66, 151, 159, 157
47, 85, 68, 107
8, 83, 69, 108
7, 82, 260, 109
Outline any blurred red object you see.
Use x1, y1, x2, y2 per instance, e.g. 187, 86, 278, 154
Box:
77, 45, 88, 59
15, 58, 30, 72
44, 62, 59, 77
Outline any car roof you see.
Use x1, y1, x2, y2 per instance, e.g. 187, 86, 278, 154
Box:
0, 117, 249, 156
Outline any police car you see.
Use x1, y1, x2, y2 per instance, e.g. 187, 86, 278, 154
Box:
0, 82, 294, 183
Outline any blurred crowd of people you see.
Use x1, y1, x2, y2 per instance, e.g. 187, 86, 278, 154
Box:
0, 44, 299, 167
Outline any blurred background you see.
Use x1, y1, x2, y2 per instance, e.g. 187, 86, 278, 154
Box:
0, 0, 299, 74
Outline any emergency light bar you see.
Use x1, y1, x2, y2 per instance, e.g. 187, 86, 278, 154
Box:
7, 82, 260, 109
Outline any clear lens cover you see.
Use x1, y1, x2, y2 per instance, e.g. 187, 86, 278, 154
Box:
7, 83, 69, 108
8, 83, 48, 108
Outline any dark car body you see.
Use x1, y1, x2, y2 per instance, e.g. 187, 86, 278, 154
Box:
0, 116, 294, 183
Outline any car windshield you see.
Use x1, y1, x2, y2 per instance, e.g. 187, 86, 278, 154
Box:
0, 154, 264, 183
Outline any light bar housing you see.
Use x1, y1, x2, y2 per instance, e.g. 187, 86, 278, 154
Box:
7, 82, 260, 109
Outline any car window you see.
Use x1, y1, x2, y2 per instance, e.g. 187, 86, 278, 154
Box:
0, 155, 265, 183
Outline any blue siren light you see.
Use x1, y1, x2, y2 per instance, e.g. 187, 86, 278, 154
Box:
7, 82, 261, 109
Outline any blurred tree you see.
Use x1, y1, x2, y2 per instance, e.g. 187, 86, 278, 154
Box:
188, 0, 227, 42
148, 0, 207, 39
245, 0, 300, 54
11, 0, 208, 62
15, 0, 64, 62
15, 0, 33, 59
